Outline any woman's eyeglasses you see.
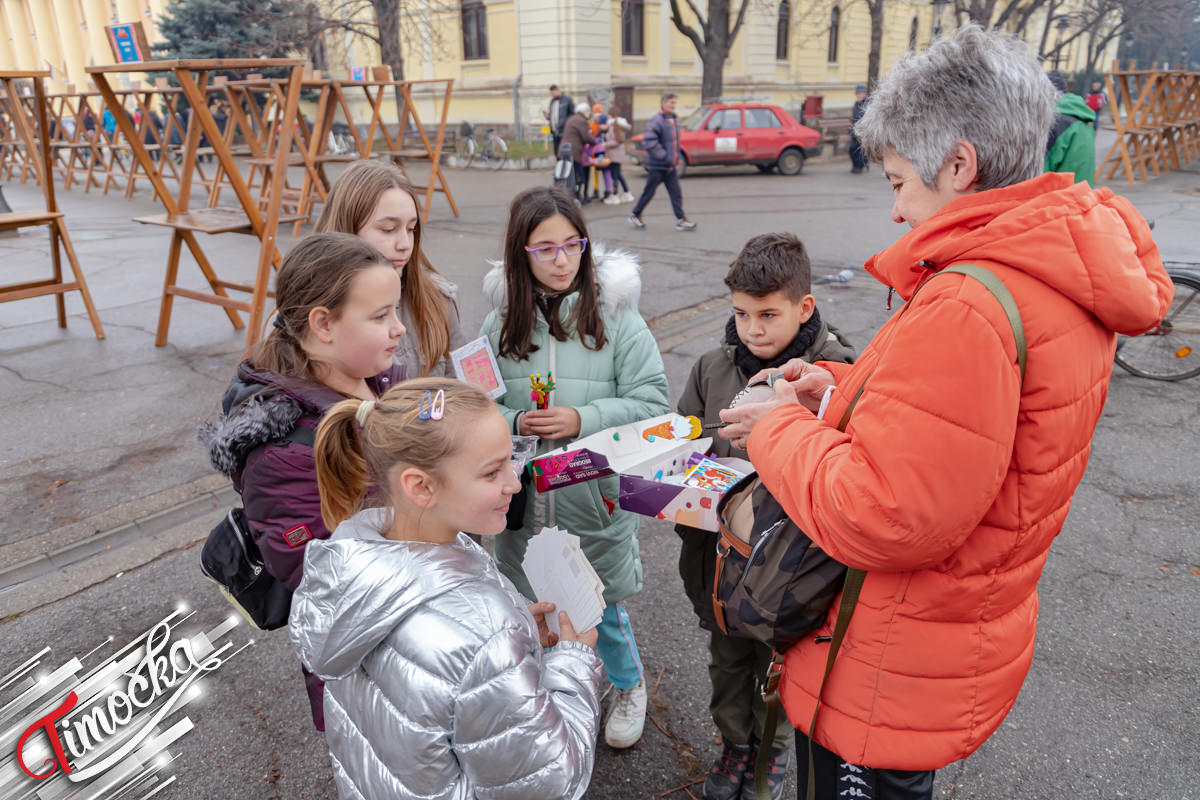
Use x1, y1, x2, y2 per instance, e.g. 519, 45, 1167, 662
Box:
524, 237, 588, 262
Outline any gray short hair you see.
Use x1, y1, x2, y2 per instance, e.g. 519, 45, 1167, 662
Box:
854, 25, 1056, 190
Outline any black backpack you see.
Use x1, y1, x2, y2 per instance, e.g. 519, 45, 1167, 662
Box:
714, 265, 1027, 800
199, 424, 314, 630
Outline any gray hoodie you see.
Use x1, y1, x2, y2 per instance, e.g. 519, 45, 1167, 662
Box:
290, 509, 604, 800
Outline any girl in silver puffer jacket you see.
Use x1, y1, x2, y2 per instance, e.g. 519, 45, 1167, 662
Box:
290, 378, 604, 800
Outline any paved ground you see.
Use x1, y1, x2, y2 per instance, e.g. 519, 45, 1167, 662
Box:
0, 148, 1198, 799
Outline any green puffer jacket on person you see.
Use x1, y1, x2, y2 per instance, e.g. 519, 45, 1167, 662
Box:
480, 245, 670, 605
1045, 93, 1097, 186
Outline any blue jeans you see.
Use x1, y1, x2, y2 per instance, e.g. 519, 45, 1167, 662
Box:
595, 603, 643, 689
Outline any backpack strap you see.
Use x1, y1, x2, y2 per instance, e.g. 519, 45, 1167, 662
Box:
758, 264, 1026, 800
280, 422, 315, 448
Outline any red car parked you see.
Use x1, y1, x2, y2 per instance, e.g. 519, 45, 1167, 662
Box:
629, 102, 821, 177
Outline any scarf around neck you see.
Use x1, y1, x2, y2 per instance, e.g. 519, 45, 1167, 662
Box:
725, 306, 823, 378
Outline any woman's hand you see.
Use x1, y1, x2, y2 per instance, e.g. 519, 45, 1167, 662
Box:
521, 407, 582, 440
747, 359, 836, 412
719, 379, 803, 451
529, 602, 559, 648
557, 612, 599, 650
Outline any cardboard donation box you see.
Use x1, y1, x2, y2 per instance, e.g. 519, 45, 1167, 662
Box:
528, 414, 750, 532
618, 454, 751, 532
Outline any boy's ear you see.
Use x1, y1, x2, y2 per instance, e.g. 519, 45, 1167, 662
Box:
800, 294, 816, 322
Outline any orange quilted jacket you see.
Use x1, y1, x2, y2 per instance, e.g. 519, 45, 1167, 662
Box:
747, 173, 1172, 770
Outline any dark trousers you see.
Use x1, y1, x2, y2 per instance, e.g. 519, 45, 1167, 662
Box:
573, 161, 588, 199
610, 161, 629, 192
795, 730, 934, 800
552, 132, 563, 159
632, 165, 685, 219
849, 135, 868, 171
709, 630, 795, 749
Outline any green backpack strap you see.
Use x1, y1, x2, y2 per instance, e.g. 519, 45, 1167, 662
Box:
938, 265, 1027, 384
757, 264, 1026, 800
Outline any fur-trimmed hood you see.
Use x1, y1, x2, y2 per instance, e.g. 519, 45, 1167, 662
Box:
198, 360, 405, 479
482, 241, 642, 314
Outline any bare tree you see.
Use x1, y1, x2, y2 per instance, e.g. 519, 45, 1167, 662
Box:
664, 0, 753, 102
317, 0, 406, 80
865, 0, 884, 89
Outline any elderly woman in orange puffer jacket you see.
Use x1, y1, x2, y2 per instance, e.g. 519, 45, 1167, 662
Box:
718, 25, 1173, 800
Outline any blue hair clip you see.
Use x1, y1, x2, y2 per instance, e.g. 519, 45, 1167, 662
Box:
418, 390, 433, 420
430, 389, 445, 420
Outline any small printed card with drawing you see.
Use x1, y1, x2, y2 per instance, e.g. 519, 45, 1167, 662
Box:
450, 336, 506, 399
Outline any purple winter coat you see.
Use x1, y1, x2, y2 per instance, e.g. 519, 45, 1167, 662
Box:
199, 359, 405, 729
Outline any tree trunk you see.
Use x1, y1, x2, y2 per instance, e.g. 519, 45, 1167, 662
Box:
700, 0, 731, 103
369, 0, 407, 142
867, 0, 884, 90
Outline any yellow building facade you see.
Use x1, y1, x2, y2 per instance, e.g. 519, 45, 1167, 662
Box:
2, 0, 1117, 132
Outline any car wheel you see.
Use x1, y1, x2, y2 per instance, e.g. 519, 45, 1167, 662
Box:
756, 164, 775, 174
675, 157, 688, 179
777, 148, 805, 176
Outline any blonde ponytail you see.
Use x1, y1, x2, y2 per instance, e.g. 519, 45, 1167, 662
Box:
315, 400, 373, 531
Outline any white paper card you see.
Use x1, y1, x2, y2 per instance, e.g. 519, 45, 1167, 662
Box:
522, 526, 606, 635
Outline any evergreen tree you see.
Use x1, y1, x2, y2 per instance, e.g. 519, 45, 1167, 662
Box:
154, 0, 309, 66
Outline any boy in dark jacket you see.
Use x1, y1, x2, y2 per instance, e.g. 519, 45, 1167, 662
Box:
676, 233, 854, 800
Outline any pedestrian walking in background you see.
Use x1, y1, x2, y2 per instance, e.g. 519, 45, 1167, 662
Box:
849, 85, 869, 173
545, 84, 575, 161
604, 111, 635, 203
1085, 80, 1108, 130
1045, 70, 1097, 186
629, 93, 697, 231
559, 103, 595, 204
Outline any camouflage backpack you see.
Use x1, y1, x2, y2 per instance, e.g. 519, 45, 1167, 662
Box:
709, 265, 1028, 800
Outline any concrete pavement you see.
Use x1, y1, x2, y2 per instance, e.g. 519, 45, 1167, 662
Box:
0, 153, 1198, 799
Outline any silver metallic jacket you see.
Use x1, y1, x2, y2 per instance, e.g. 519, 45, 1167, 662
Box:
290, 509, 604, 800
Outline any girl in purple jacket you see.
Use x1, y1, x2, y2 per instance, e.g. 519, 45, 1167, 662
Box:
200, 232, 408, 730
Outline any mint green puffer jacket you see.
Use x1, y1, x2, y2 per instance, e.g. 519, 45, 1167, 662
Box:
480, 245, 670, 605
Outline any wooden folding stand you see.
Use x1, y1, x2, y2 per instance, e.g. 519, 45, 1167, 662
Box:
1097, 61, 1200, 185
87, 59, 305, 352
0, 70, 105, 339
339, 76, 459, 220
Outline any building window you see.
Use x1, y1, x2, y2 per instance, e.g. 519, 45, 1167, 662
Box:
909, 16, 919, 51
828, 6, 840, 63
776, 1, 790, 60
462, 0, 488, 61
622, 0, 644, 56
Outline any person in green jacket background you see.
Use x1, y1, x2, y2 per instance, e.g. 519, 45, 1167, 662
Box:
481, 186, 670, 752
1045, 70, 1097, 186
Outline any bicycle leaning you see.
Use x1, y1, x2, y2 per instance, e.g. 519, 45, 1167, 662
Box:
1113, 266, 1200, 381
455, 121, 507, 170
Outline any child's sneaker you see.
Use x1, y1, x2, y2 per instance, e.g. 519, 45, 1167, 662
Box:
676, 218, 698, 232
704, 739, 754, 800
619, 191, 635, 203
628, 214, 646, 230
739, 744, 790, 800
603, 194, 620, 205
603, 679, 646, 748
